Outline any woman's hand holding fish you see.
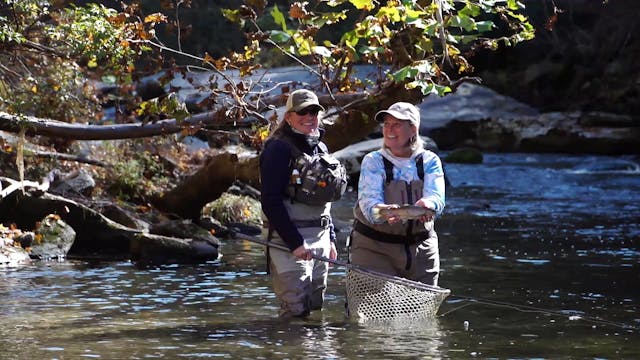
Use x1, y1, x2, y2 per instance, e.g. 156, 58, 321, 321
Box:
415, 199, 435, 222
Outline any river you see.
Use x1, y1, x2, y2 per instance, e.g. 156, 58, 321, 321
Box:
1, 152, 638, 359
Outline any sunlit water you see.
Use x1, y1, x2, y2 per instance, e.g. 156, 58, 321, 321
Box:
1, 153, 638, 359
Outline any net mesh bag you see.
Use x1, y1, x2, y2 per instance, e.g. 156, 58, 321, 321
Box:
345, 268, 451, 321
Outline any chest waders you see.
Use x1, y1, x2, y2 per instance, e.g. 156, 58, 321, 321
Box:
263, 134, 341, 274
351, 154, 429, 270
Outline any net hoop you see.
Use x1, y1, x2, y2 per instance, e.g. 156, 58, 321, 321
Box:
345, 268, 451, 321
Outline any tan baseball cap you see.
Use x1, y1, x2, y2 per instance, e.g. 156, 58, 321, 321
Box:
286, 89, 325, 112
375, 102, 420, 127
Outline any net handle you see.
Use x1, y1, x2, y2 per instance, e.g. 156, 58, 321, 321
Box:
232, 230, 449, 294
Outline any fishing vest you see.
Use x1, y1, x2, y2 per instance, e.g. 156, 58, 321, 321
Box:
353, 153, 433, 244
275, 133, 348, 206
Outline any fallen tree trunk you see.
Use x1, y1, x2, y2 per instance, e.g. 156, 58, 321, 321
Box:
0, 90, 383, 150
154, 152, 260, 220
0, 185, 219, 263
0, 110, 254, 140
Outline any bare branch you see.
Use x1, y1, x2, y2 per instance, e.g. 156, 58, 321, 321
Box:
0, 110, 250, 140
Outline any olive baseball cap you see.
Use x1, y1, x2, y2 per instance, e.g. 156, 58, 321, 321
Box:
286, 89, 325, 112
375, 102, 420, 127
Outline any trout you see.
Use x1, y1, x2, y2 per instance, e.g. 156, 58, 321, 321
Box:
375, 205, 435, 220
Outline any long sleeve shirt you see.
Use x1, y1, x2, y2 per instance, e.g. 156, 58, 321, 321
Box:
357, 148, 446, 224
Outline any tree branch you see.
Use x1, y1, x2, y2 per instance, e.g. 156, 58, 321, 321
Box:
0, 110, 251, 140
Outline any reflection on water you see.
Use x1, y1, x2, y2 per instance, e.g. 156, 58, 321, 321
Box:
344, 319, 446, 358
1, 153, 639, 359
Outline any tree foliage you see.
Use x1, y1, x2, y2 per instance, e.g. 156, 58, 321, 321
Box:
220, 0, 534, 97
1, 0, 534, 127
0, 0, 157, 122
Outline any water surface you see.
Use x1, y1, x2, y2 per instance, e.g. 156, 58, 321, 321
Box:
1, 153, 638, 359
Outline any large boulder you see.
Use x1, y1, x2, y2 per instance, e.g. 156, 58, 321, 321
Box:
421, 84, 640, 154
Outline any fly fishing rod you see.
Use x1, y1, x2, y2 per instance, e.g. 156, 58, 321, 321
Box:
231, 229, 448, 293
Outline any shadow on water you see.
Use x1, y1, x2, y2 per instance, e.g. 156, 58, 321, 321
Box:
1, 153, 639, 359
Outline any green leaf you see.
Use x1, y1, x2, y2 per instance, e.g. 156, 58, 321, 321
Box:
269, 30, 291, 43
271, 5, 287, 32
407, 17, 428, 30
450, 15, 477, 32
415, 37, 434, 54
476, 21, 495, 32
507, 0, 521, 11
392, 66, 419, 82
308, 10, 348, 27
292, 33, 314, 56
412, 61, 435, 76
221, 8, 241, 23
459, 3, 481, 17
349, 0, 375, 11
376, 6, 402, 22
405, 8, 426, 20
340, 30, 360, 48
423, 21, 439, 36
505, 9, 528, 23
406, 80, 451, 96
455, 34, 480, 45
406, 80, 434, 94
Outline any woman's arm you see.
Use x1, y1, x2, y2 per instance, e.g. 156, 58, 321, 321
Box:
260, 140, 305, 251
357, 152, 388, 223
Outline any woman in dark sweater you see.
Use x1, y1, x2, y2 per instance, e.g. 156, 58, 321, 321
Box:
259, 89, 338, 318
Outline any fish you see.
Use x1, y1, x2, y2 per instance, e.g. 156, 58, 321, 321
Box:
375, 205, 435, 220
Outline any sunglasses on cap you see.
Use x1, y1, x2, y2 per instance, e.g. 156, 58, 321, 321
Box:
295, 107, 320, 116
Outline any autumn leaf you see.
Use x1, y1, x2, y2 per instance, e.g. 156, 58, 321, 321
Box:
290, 2, 307, 19
203, 52, 215, 65
144, 13, 167, 24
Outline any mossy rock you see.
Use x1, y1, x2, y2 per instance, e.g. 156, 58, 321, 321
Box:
202, 193, 262, 227
444, 147, 484, 164
31, 214, 76, 259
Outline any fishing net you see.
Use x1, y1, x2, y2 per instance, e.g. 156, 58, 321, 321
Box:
345, 268, 451, 321
231, 232, 450, 321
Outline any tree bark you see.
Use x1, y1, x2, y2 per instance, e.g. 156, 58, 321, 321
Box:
0, 185, 219, 263
0, 91, 384, 148
154, 152, 260, 219
0, 110, 252, 140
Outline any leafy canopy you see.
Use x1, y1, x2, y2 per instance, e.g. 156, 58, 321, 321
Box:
1, 0, 534, 124
0, 0, 155, 121
221, 0, 534, 96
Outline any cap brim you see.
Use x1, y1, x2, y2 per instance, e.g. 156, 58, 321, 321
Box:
291, 102, 325, 112
375, 110, 412, 122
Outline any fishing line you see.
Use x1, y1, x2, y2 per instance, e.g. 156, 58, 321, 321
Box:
439, 294, 639, 331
